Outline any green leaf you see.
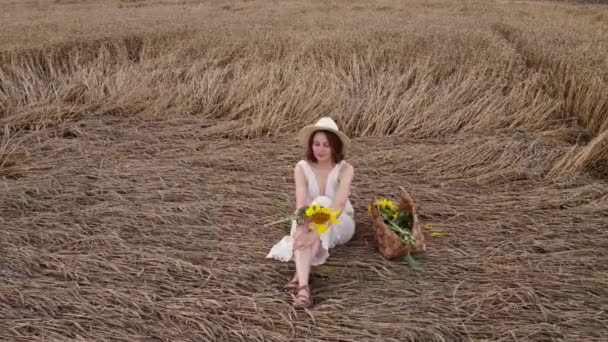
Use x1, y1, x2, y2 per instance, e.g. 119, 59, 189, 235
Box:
379, 211, 392, 221
395, 210, 412, 230
296, 206, 307, 217
404, 254, 422, 270
380, 210, 417, 246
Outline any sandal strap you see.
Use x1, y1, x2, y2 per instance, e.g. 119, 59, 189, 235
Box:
292, 285, 313, 308
295, 296, 311, 305
295, 285, 311, 299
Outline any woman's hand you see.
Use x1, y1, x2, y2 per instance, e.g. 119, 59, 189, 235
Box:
293, 222, 320, 250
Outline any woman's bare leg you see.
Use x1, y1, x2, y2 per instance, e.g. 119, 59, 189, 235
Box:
292, 229, 321, 304
285, 226, 317, 293
286, 238, 319, 287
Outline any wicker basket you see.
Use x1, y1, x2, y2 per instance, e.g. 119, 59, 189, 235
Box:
369, 187, 427, 260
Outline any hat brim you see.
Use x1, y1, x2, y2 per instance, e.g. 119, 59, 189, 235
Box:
297, 125, 351, 153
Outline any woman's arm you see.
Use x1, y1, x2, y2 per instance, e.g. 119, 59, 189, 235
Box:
294, 162, 308, 211
293, 163, 317, 249
331, 162, 354, 213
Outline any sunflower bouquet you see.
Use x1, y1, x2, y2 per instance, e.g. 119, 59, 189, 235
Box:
293, 202, 340, 235
265, 196, 341, 235
369, 187, 426, 269
369, 198, 416, 246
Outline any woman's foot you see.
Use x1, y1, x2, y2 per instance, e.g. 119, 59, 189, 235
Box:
283, 272, 314, 295
292, 285, 312, 309
282, 273, 299, 295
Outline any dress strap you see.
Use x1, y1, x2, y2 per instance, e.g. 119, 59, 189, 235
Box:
297, 160, 319, 197
297, 160, 314, 182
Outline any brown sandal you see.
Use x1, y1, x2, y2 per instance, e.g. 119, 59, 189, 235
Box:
283, 273, 314, 295
292, 285, 313, 309
283, 277, 299, 295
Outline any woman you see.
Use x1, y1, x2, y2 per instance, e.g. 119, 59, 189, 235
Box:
266, 117, 355, 309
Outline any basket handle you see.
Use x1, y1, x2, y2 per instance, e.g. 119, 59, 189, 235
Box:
369, 197, 379, 220
398, 186, 416, 213
399, 186, 413, 203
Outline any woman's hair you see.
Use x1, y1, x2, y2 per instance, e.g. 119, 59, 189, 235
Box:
306, 130, 345, 164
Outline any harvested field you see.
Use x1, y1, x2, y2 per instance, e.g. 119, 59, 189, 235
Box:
1, 0, 608, 341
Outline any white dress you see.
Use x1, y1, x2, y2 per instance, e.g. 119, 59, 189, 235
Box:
266, 160, 356, 266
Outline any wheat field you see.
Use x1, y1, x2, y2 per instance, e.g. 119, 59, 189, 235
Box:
1, 0, 608, 341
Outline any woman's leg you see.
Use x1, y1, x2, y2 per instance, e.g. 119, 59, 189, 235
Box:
284, 226, 320, 294
294, 231, 320, 286
286, 238, 320, 282
292, 226, 321, 305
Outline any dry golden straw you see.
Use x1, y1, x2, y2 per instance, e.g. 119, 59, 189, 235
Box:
1, 0, 607, 341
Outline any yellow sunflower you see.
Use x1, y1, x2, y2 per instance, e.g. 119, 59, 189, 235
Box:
374, 198, 398, 217
305, 204, 340, 235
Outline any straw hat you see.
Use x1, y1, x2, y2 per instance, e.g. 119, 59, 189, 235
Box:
297, 117, 351, 152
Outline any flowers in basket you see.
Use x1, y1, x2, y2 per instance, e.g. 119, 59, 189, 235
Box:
370, 198, 416, 246
369, 188, 426, 269
264, 196, 340, 235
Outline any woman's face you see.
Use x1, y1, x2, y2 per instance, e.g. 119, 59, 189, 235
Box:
312, 131, 332, 162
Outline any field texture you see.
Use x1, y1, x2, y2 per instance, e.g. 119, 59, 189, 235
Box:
1, 0, 608, 341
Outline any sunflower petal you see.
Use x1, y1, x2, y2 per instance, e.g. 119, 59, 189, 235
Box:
315, 223, 329, 235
